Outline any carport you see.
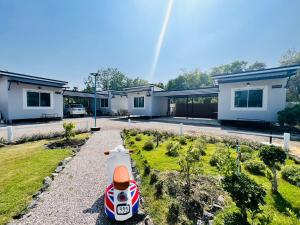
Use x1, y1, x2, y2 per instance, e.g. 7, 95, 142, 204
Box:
153, 86, 219, 119
63, 90, 108, 116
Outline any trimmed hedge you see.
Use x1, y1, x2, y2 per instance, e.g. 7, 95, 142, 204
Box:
282, 165, 300, 187
244, 160, 266, 176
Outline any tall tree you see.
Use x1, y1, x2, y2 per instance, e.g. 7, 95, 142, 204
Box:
166, 69, 213, 90
210, 60, 266, 75
83, 68, 148, 92
279, 49, 300, 102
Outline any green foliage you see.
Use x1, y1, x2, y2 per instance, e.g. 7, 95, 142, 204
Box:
155, 180, 164, 197
279, 49, 300, 101
143, 140, 154, 151
166, 142, 180, 157
135, 135, 142, 141
210, 60, 266, 76
83, 68, 148, 92
244, 160, 266, 176
130, 129, 138, 136
63, 122, 76, 141
282, 165, 300, 187
144, 164, 151, 176
223, 211, 250, 225
178, 147, 202, 195
166, 69, 213, 91
278, 105, 300, 126
167, 202, 180, 224
240, 145, 254, 153
178, 136, 187, 145
215, 147, 237, 177
259, 145, 287, 168
150, 173, 158, 185
240, 152, 253, 162
222, 173, 266, 220
193, 138, 207, 155
259, 145, 287, 192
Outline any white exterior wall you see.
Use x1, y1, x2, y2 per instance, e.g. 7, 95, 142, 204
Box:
151, 96, 168, 116
7, 82, 64, 120
218, 78, 288, 122
0, 77, 9, 120
110, 95, 128, 114
127, 91, 152, 116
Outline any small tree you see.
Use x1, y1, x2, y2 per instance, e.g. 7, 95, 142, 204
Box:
63, 122, 76, 141
178, 146, 202, 196
223, 173, 266, 223
259, 145, 287, 193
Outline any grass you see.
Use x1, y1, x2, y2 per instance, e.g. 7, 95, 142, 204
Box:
124, 131, 300, 225
0, 133, 89, 225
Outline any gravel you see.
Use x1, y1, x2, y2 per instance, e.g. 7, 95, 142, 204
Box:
14, 127, 130, 225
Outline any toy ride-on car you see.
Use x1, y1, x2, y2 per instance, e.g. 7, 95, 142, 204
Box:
104, 145, 139, 221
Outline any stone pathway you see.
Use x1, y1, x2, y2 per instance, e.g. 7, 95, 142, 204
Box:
14, 128, 145, 225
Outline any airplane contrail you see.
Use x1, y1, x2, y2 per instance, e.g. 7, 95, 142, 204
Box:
149, 0, 174, 82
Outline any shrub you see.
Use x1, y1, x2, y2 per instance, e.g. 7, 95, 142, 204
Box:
222, 173, 266, 220
210, 143, 226, 166
244, 160, 266, 176
135, 135, 142, 141
259, 145, 287, 193
223, 211, 250, 225
193, 138, 207, 155
178, 136, 187, 145
241, 152, 253, 162
166, 142, 180, 157
282, 165, 300, 187
155, 180, 164, 197
143, 164, 151, 176
143, 140, 154, 151
278, 104, 300, 126
240, 145, 254, 153
149, 173, 158, 185
167, 202, 180, 224
63, 122, 76, 141
130, 129, 138, 136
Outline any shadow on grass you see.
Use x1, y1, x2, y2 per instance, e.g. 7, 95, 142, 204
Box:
272, 192, 300, 217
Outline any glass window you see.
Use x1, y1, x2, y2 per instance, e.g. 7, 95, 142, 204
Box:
100, 99, 108, 108
234, 90, 248, 108
134, 97, 144, 108
248, 90, 263, 107
40, 93, 51, 107
234, 89, 263, 108
27, 92, 39, 107
26, 91, 51, 107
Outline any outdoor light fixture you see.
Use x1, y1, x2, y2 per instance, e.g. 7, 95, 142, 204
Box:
90, 72, 101, 132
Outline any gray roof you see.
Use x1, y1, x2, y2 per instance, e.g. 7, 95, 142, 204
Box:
0, 70, 68, 87
153, 87, 219, 97
64, 90, 108, 98
212, 64, 300, 84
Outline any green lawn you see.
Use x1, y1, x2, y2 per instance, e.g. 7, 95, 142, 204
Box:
124, 131, 300, 225
0, 133, 88, 225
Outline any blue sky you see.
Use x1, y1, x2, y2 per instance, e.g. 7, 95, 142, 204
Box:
0, 0, 300, 89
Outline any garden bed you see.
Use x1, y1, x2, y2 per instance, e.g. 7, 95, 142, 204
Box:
123, 129, 300, 225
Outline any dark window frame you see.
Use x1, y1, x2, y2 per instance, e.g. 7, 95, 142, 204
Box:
133, 96, 144, 108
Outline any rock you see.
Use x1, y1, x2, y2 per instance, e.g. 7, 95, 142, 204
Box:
41, 176, 52, 191
51, 173, 59, 179
217, 195, 225, 205
55, 166, 64, 173
144, 215, 154, 225
59, 157, 72, 167
197, 219, 204, 225
203, 210, 214, 221
27, 200, 37, 209
211, 203, 223, 212
0, 143, 5, 147
32, 191, 42, 199
209, 220, 214, 225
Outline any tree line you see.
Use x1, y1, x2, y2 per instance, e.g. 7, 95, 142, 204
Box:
82, 49, 300, 101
